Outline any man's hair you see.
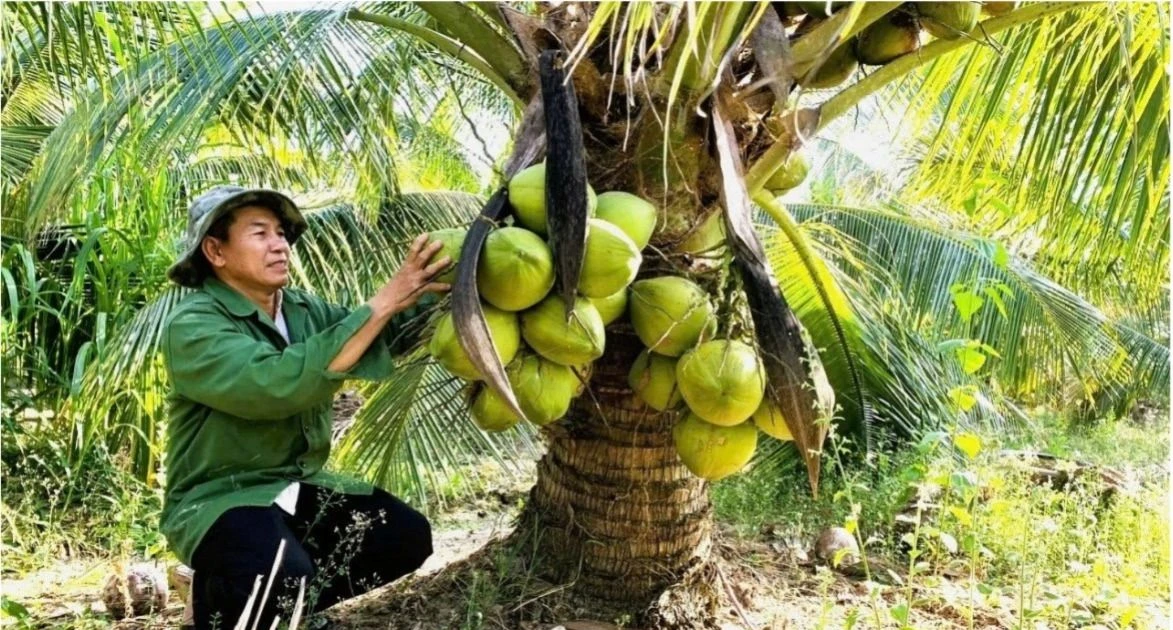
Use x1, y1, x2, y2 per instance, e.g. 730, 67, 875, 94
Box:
193, 207, 241, 279
206, 208, 239, 242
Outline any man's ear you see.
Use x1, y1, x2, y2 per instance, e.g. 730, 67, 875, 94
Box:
200, 237, 226, 268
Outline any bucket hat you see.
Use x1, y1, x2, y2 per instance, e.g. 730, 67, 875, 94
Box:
167, 186, 307, 287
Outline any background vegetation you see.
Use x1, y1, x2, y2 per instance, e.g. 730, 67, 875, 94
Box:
1, 2, 1167, 628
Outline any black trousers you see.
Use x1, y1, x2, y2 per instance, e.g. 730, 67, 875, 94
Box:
190, 485, 432, 630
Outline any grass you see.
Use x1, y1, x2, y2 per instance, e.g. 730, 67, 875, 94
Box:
1, 419, 165, 573
711, 409, 1171, 629
2, 406, 1167, 628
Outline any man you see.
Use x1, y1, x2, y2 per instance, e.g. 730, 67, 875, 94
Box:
161, 186, 450, 629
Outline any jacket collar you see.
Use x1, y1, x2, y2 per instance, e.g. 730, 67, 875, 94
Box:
203, 277, 306, 319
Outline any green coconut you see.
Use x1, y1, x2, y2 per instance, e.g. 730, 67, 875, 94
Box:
918, 2, 979, 40
673, 413, 758, 481
520, 295, 606, 366
579, 218, 642, 298
799, 40, 858, 90
677, 210, 727, 257
982, 1, 1015, 16
796, 1, 850, 17
471, 387, 522, 432
590, 289, 628, 326
751, 400, 793, 441
628, 350, 683, 411
477, 227, 555, 312
764, 152, 810, 193
676, 340, 766, 427
629, 276, 715, 357
594, 191, 657, 250
855, 16, 921, 65
753, 356, 836, 441
507, 354, 582, 426
429, 305, 520, 380
426, 228, 466, 284
507, 162, 597, 236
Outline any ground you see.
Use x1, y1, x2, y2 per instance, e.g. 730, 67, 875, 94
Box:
0, 515, 1058, 630
3, 412, 1169, 629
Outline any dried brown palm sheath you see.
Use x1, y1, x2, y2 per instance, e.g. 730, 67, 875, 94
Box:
750, 6, 794, 105
451, 96, 547, 424
711, 96, 826, 496
452, 188, 528, 421
539, 48, 589, 314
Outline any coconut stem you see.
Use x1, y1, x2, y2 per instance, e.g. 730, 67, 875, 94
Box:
816, 1, 1089, 129
346, 9, 523, 107
788, 2, 902, 78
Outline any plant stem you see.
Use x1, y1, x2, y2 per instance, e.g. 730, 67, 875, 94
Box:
414, 2, 529, 94
788, 2, 901, 78
817, 2, 1089, 129
345, 9, 523, 107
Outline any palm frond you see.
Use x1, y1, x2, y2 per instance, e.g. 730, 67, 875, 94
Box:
331, 354, 540, 510
6, 4, 509, 239
887, 3, 1168, 289
784, 203, 1166, 404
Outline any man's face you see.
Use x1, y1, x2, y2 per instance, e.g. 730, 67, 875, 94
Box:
200, 205, 291, 292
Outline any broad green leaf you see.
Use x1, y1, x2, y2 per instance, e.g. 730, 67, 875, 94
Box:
950, 283, 984, 323
948, 505, 973, 527
953, 432, 982, 459
890, 602, 910, 624
955, 344, 987, 375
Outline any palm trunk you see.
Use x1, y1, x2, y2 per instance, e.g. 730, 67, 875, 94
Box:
518, 323, 718, 617
510, 86, 719, 620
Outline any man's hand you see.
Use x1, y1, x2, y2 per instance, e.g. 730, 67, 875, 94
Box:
371, 234, 452, 317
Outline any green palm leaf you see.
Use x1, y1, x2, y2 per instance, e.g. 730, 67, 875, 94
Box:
785, 203, 1165, 405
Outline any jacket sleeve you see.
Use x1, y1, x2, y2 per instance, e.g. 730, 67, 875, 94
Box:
163, 302, 377, 421
313, 292, 439, 381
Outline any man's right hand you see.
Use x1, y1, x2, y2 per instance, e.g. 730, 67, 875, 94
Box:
371, 234, 452, 318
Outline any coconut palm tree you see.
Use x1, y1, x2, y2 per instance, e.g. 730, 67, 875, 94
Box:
2, 1, 1167, 624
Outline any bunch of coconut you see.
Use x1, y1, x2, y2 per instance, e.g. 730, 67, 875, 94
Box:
426, 162, 659, 433
780, 3, 983, 74
624, 274, 801, 482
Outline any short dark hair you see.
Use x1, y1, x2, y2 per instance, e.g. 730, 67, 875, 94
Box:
193, 208, 240, 279
206, 207, 240, 242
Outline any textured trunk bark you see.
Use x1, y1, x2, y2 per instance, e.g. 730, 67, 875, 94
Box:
519, 323, 715, 614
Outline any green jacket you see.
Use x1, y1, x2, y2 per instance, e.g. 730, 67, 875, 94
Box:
160, 277, 424, 565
